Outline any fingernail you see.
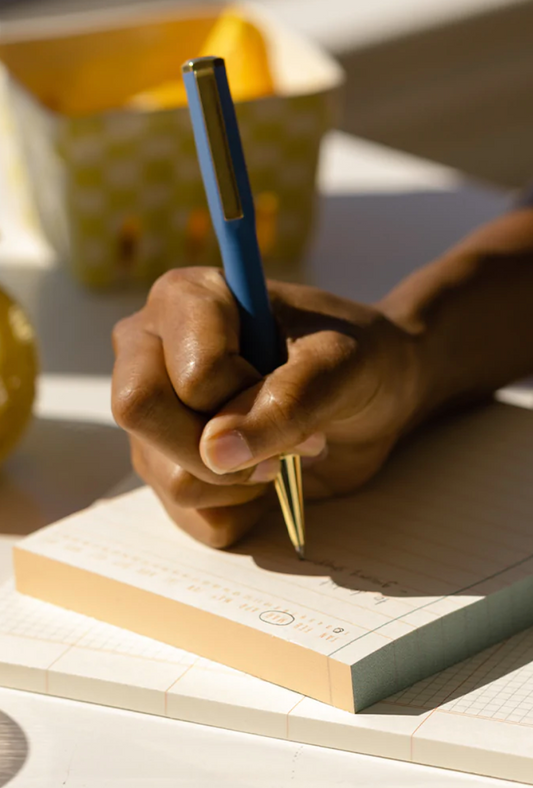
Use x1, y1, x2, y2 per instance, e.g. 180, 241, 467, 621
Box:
249, 458, 280, 484
203, 430, 253, 474
295, 432, 326, 456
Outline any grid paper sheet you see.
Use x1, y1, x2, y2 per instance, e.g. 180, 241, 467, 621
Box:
2, 580, 533, 784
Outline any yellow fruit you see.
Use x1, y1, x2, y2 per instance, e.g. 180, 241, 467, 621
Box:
128, 80, 187, 111
129, 7, 274, 110
0, 287, 38, 466
199, 8, 275, 102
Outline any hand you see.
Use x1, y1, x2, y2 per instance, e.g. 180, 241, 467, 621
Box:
112, 268, 423, 548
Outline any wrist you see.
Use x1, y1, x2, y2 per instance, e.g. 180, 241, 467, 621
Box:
377, 263, 461, 431
367, 307, 433, 439
393, 323, 436, 434
379, 209, 533, 432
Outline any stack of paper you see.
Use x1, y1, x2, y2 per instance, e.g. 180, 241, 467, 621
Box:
13, 402, 533, 715
2, 578, 533, 783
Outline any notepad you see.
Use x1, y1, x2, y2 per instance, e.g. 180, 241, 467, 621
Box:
13, 402, 533, 713
2, 577, 533, 784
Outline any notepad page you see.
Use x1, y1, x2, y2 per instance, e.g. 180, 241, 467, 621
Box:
14, 402, 533, 710
2, 579, 533, 784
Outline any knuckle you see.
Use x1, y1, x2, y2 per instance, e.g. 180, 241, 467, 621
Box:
147, 269, 185, 305
264, 385, 310, 443
112, 384, 161, 431
177, 357, 212, 406
148, 267, 225, 306
167, 468, 201, 509
129, 440, 147, 479
111, 315, 137, 353
187, 266, 229, 298
177, 352, 226, 411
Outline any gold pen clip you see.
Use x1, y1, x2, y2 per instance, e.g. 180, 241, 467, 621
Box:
183, 57, 243, 221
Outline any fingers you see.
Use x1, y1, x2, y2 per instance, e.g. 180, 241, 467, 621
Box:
111, 268, 403, 548
130, 436, 273, 548
130, 435, 276, 509
200, 329, 371, 474
112, 316, 256, 486
148, 268, 260, 413
156, 490, 273, 549
113, 270, 359, 487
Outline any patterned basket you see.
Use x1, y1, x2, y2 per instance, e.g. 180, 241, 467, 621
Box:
0, 4, 343, 289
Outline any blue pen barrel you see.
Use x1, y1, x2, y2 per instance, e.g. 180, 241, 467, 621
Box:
183, 56, 305, 557
222, 218, 281, 376
182, 57, 282, 378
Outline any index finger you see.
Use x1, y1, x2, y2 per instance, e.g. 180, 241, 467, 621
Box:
112, 313, 256, 486
149, 268, 261, 414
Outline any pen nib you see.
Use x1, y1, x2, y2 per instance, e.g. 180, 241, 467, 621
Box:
274, 454, 305, 560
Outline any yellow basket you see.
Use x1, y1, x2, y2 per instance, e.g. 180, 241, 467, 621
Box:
0, 3, 343, 289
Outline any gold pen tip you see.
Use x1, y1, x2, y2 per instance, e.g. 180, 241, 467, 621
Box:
296, 545, 305, 561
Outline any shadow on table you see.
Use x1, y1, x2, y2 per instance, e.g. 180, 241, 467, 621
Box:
0, 415, 132, 535
0, 711, 28, 787
1, 186, 509, 375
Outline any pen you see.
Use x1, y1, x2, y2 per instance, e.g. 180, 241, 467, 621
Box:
182, 56, 305, 559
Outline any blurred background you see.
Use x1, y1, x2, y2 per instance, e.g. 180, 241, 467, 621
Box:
0, 0, 531, 188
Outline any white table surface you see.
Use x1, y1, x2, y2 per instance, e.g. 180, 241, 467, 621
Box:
0, 130, 520, 787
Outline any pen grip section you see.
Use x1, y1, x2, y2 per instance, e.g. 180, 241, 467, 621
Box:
222, 218, 281, 376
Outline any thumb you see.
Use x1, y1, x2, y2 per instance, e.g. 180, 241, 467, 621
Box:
200, 332, 368, 474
